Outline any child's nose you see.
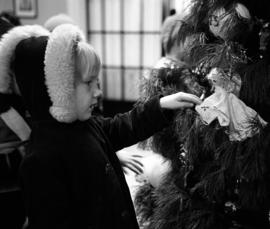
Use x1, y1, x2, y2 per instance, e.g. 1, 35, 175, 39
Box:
94, 89, 103, 98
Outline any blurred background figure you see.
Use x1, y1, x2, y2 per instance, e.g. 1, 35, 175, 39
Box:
156, 13, 204, 68
0, 11, 21, 26
43, 13, 75, 32
0, 17, 28, 229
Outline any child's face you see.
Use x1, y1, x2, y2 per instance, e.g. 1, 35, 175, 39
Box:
74, 75, 102, 121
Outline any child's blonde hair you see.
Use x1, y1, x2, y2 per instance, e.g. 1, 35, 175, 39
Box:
75, 42, 101, 81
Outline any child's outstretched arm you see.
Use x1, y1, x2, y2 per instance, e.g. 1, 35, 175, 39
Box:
96, 92, 202, 152
160, 92, 202, 109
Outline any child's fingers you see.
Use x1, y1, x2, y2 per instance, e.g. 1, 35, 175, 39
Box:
126, 162, 144, 174
179, 102, 194, 108
123, 167, 129, 174
131, 154, 143, 158
131, 161, 144, 174
131, 159, 144, 167
178, 92, 202, 105
125, 166, 138, 174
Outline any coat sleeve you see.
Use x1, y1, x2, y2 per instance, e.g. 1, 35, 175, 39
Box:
95, 96, 173, 152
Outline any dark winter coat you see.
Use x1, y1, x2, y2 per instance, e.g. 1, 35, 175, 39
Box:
20, 96, 171, 229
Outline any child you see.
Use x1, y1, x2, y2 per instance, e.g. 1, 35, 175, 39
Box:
43, 13, 144, 176
0, 24, 201, 229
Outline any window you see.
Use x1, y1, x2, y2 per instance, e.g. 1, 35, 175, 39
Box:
86, 0, 165, 101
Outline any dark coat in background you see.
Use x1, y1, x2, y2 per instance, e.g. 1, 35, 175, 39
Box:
20, 97, 171, 229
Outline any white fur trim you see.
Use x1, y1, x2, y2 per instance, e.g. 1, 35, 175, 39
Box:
0, 25, 50, 93
44, 24, 85, 123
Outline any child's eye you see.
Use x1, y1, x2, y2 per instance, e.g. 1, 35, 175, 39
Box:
85, 80, 92, 86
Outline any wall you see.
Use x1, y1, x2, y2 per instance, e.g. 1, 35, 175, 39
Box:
0, 0, 13, 11
0, 0, 86, 36
87, 0, 163, 101
66, 0, 87, 38
21, 0, 67, 26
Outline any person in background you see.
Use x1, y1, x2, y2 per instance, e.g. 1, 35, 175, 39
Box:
0, 23, 201, 229
43, 13, 75, 32
0, 17, 29, 229
153, 13, 204, 70
0, 11, 21, 26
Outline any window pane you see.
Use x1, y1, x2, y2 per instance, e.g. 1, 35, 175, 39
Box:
87, 0, 164, 102
106, 68, 122, 100
89, 34, 103, 62
124, 35, 140, 67
105, 34, 121, 66
143, 34, 162, 67
124, 0, 141, 31
143, 0, 162, 31
124, 69, 141, 101
105, 0, 121, 31
89, 0, 102, 31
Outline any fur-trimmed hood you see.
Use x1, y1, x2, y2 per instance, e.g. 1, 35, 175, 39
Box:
44, 24, 85, 122
0, 24, 86, 122
0, 25, 49, 93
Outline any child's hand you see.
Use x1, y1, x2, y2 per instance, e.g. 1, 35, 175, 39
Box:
160, 92, 202, 109
116, 151, 144, 175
